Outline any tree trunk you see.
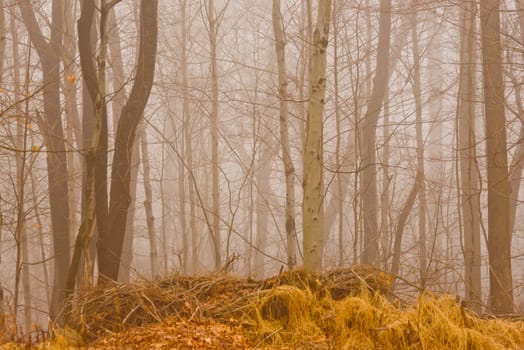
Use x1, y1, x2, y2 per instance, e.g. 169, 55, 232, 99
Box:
68, 0, 113, 294
272, 0, 297, 270
106, 6, 138, 283
140, 123, 159, 277
390, 173, 422, 277
98, 0, 158, 283
302, 0, 332, 271
360, 0, 391, 267
508, 0, 524, 237
18, 0, 70, 320
479, 0, 513, 315
458, 0, 482, 313
207, 0, 222, 271
410, 6, 427, 288
62, 0, 82, 247
254, 148, 272, 279
332, 0, 345, 266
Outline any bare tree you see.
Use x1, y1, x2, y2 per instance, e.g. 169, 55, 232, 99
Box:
272, 0, 297, 270
302, 0, 332, 271
480, 0, 513, 314
17, 0, 70, 320
98, 0, 158, 283
458, 0, 482, 312
359, 0, 391, 267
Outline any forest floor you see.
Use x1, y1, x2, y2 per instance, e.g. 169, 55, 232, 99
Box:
2, 266, 524, 349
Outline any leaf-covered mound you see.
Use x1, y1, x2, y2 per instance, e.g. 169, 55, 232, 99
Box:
2, 266, 524, 349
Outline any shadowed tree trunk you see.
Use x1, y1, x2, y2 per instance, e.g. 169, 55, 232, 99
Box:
98, 0, 158, 283
458, 0, 482, 313
480, 0, 513, 315
17, 0, 70, 320
67, 0, 115, 295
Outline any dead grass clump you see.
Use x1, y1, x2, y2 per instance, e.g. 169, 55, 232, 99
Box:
245, 288, 524, 349
249, 285, 327, 346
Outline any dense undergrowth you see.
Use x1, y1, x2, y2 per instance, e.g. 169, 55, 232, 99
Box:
1, 266, 523, 349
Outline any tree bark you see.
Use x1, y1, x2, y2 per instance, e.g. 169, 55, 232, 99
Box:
18, 0, 70, 320
480, 0, 513, 314
302, 0, 332, 271
179, 0, 198, 274
68, 0, 114, 294
272, 0, 297, 270
458, 0, 482, 313
207, 0, 222, 271
140, 123, 159, 277
410, 6, 427, 288
98, 0, 158, 283
360, 0, 391, 267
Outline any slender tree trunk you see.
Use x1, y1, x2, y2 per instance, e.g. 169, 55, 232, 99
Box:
390, 173, 422, 277
9, 6, 28, 329
480, 0, 513, 314
410, 6, 427, 288
380, 91, 391, 267
106, 6, 138, 282
360, 0, 391, 267
332, 0, 344, 266
458, 0, 482, 312
62, 0, 82, 247
79, 6, 97, 288
272, 0, 297, 270
177, 0, 198, 274
12, 40, 31, 331
140, 123, 159, 277
0, 3, 5, 334
254, 148, 272, 279
207, 0, 221, 271
18, 0, 70, 320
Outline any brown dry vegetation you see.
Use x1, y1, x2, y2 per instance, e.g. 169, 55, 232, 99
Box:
1, 266, 524, 349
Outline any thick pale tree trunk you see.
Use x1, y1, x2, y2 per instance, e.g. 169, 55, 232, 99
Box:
480, 0, 513, 314
458, 0, 482, 313
302, 0, 332, 271
360, 0, 391, 267
272, 0, 297, 270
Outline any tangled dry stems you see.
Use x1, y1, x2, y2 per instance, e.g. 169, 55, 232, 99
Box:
58, 266, 524, 349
